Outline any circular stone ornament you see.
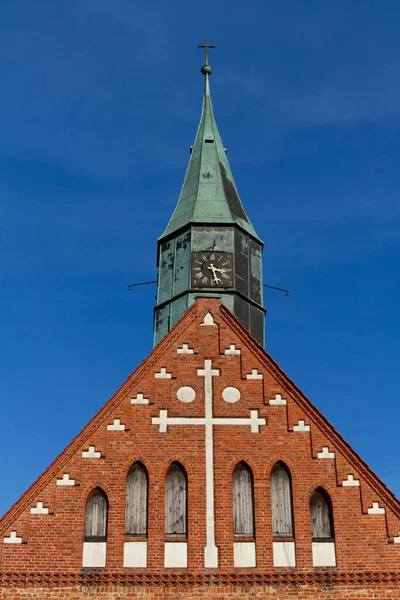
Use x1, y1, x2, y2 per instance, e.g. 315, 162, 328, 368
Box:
222, 386, 241, 403
177, 386, 196, 403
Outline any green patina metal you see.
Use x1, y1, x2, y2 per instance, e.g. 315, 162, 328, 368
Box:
154, 57, 265, 347
159, 71, 262, 244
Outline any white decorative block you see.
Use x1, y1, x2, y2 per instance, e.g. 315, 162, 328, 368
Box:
124, 541, 147, 567
317, 446, 335, 459
164, 542, 187, 568
177, 386, 196, 403
82, 541, 106, 567
224, 344, 241, 355
368, 502, 385, 515
30, 501, 49, 515
342, 474, 360, 487
204, 543, 218, 568
273, 541, 296, 567
107, 418, 125, 431
3, 531, 22, 544
234, 541, 256, 567
394, 535, 400, 544
56, 473, 75, 486
155, 367, 172, 379
82, 446, 101, 459
269, 393, 287, 406
293, 420, 310, 432
222, 386, 241, 403
177, 344, 194, 354
246, 369, 263, 380
200, 312, 216, 326
312, 541, 336, 567
131, 393, 149, 405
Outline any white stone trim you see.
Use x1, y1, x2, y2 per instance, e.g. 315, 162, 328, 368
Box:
269, 393, 287, 406
234, 542, 256, 567
82, 446, 101, 459
164, 542, 188, 568
131, 393, 149, 405
30, 501, 49, 515
56, 473, 75, 486
342, 474, 360, 487
152, 409, 265, 434
155, 367, 172, 379
317, 446, 335, 459
224, 344, 241, 355
246, 369, 263, 380
312, 541, 336, 567
177, 386, 196, 403
272, 541, 296, 567
394, 535, 400, 544
124, 541, 147, 567
177, 343, 194, 354
200, 312, 216, 326
368, 502, 385, 515
293, 420, 310, 432
107, 418, 126, 431
222, 386, 241, 403
82, 541, 106, 567
3, 531, 22, 544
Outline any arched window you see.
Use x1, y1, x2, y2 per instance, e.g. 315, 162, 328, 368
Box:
270, 462, 294, 537
310, 488, 334, 540
165, 463, 187, 536
232, 462, 255, 537
84, 488, 108, 541
125, 462, 148, 536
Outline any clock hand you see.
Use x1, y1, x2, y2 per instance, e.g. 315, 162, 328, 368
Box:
207, 264, 222, 284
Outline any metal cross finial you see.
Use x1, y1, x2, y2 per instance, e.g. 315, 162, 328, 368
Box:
198, 40, 215, 65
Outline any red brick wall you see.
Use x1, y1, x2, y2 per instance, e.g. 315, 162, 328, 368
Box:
1, 299, 399, 596
2, 583, 400, 600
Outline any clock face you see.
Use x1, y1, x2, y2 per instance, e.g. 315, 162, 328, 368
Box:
191, 251, 234, 288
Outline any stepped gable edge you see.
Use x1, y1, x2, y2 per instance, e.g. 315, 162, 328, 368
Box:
0, 302, 199, 535
219, 303, 400, 519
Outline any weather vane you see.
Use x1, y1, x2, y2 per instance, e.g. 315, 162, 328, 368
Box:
198, 40, 215, 66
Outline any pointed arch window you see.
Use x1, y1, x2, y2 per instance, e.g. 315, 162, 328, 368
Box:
232, 462, 255, 537
310, 488, 334, 540
270, 462, 294, 537
125, 462, 148, 536
165, 463, 187, 536
84, 488, 108, 541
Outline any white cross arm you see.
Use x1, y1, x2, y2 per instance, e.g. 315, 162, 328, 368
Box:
213, 411, 265, 433
152, 410, 205, 433
152, 410, 265, 434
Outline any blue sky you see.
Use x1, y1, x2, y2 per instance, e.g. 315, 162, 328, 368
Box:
1, 0, 400, 516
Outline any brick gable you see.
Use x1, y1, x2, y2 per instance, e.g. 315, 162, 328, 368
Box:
1, 298, 399, 598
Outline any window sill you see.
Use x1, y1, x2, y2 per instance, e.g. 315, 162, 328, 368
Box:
124, 534, 147, 541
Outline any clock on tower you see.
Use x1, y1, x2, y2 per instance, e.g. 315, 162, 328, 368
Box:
191, 252, 233, 288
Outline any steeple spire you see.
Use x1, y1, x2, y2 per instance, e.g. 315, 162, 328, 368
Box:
159, 47, 261, 243
154, 49, 265, 347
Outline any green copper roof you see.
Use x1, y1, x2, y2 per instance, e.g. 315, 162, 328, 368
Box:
159, 70, 262, 243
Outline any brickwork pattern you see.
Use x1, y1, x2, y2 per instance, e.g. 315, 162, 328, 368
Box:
1, 299, 399, 597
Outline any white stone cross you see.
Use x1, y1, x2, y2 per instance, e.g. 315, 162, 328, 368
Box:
151, 358, 266, 569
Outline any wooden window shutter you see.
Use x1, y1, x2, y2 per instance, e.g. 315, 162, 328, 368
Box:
232, 462, 255, 536
84, 489, 108, 541
165, 463, 187, 536
270, 462, 294, 537
310, 488, 334, 540
125, 462, 148, 535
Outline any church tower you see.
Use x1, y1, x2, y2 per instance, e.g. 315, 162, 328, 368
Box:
154, 51, 265, 346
